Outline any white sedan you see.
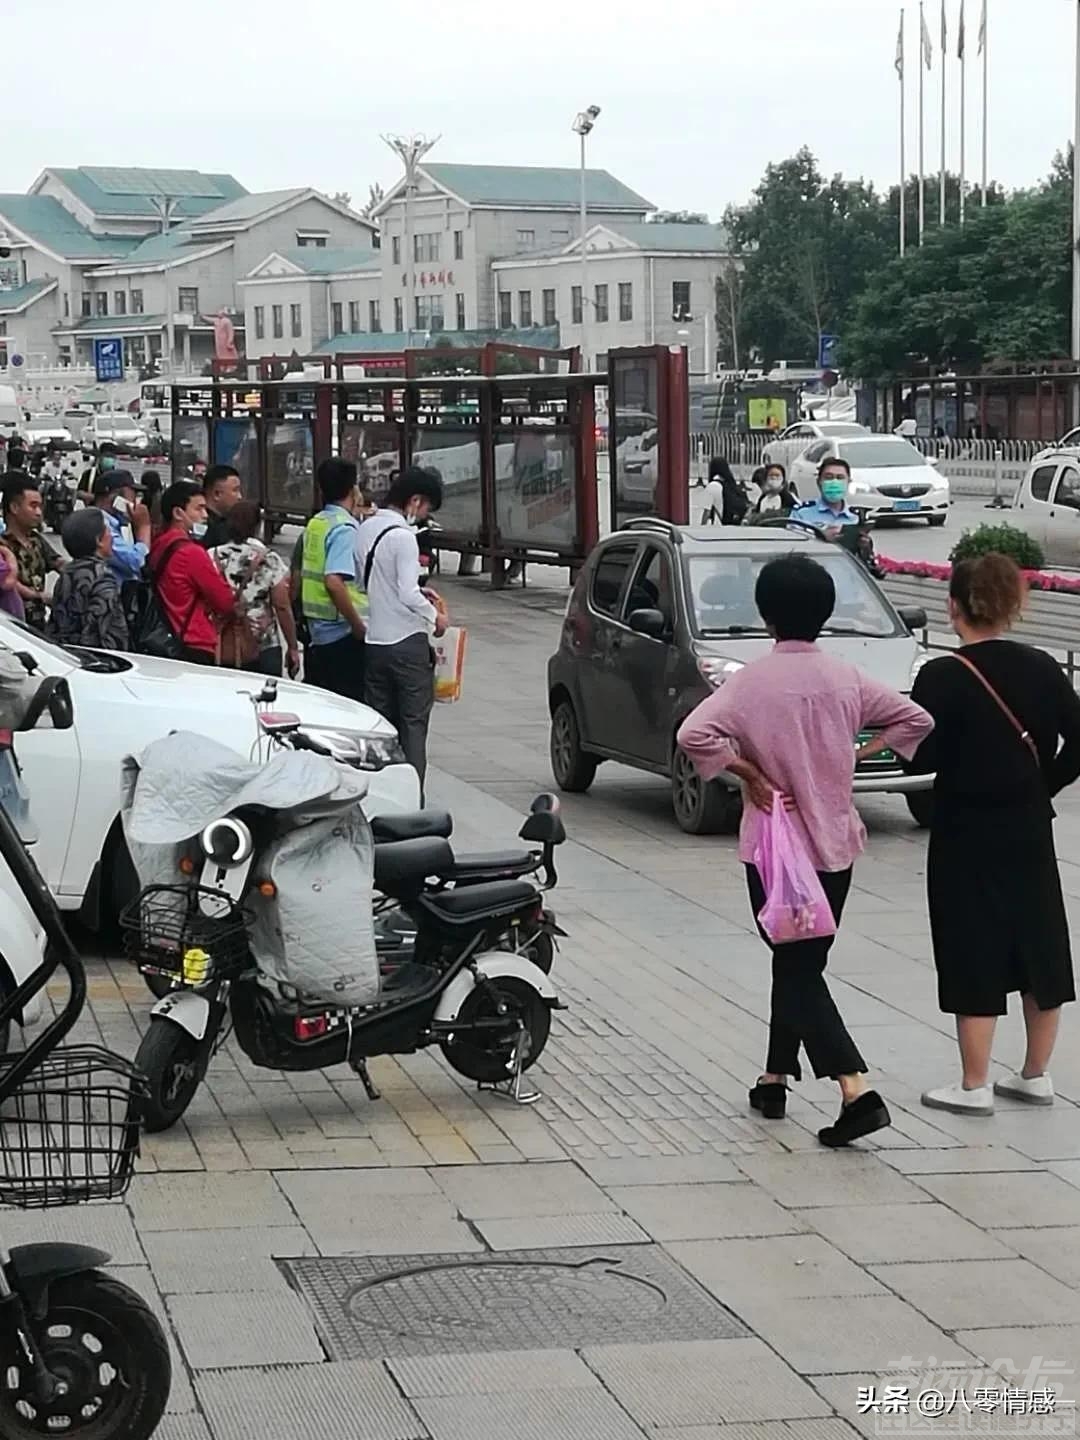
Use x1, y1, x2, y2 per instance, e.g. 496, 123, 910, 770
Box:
0, 617, 421, 923
761, 420, 870, 476
789, 434, 950, 525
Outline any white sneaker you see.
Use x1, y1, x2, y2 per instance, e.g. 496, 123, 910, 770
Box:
994, 1072, 1055, 1106
921, 1082, 994, 1116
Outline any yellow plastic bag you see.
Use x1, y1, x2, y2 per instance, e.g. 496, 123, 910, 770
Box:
433, 626, 467, 703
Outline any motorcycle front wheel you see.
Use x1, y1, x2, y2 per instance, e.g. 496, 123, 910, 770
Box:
135, 1020, 205, 1132
1, 1271, 171, 1439
440, 976, 551, 1083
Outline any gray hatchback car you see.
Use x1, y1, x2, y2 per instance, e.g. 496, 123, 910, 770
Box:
547, 519, 935, 833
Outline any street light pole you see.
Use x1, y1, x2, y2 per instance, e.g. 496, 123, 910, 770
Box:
382, 133, 439, 343
572, 106, 601, 370
1072, 1, 1080, 424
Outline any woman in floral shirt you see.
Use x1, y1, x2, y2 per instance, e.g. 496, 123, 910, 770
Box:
210, 501, 299, 676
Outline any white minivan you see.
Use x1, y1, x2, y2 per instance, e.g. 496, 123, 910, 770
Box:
1013, 449, 1080, 568
0, 383, 20, 442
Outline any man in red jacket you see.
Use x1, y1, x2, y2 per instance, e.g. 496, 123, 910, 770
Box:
149, 481, 235, 664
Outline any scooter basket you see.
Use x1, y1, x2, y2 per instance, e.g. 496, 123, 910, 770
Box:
0, 1046, 148, 1209
120, 884, 250, 985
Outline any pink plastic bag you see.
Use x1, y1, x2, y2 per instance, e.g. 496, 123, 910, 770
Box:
753, 805, 837, 946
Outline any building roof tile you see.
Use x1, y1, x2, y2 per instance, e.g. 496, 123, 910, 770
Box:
0, 279, 57, 313
273, 246, 380, 275
45, 167, 247, 218
0, 195, 139, 260
422, 163, 653, 212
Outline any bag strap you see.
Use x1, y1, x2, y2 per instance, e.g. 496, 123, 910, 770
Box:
363, 524, 397, 590
952, 653, 1040, 765
151, 537, 201, 641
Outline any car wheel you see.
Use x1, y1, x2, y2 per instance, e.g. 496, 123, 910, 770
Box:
928, 513, 947, 527
670, 745, 740, 835
905, 790, 935, 828
550, 699, 598, 793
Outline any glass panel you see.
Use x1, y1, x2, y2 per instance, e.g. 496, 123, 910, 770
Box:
411, 428, 481, 539
342, 421, 401, 505
212, 419, 259, 498
265, 421, 314, 514
495, 429, 577, 551
172, 417, 209, 476
610, 354, 660, 527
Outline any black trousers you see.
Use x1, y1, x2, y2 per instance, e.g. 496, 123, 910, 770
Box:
243, 646, 283, 677
304, 633, 366, 702
745, 863, 866, 1082
180, 644, 215, 666
365, 633, 435, 788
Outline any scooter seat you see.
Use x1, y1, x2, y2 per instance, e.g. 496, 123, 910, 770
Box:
373, 837, 455, 901
440, 849, 536, 880
418, 879, 539, 927
371, 809, 453, 843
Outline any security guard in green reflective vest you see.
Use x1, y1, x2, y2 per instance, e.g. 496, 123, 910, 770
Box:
300, 459, 368, 701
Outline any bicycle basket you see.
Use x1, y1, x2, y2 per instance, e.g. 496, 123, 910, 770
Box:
0, 1046, 148, 1208
120, 884, 250, 985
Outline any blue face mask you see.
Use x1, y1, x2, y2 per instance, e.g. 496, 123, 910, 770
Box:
820, 478, 847, 504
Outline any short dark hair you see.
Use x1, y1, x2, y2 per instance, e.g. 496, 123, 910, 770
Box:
140, 469, 162, 496
708, 457, 736, 485
6, 448, 26, 472
316, 458, 357, 506
764, 461, 787, 480
386, 466, 443, 512
818, 455, 851, 480
755, 554, 836, 642
203, 463, 240, 495
226, 499, 262, 542
161, 480, 201, 527
97, 442, 118, 457
2, 476, 39, 515
62, 506, 107, 559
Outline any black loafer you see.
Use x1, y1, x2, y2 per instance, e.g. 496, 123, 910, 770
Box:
749, 1081, 788, 1120
818, 1090, 891, 1148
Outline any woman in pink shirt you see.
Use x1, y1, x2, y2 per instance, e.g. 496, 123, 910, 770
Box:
678, 554, 933, 1148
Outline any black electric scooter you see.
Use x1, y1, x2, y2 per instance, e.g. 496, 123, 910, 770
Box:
0, 674, 171, 1439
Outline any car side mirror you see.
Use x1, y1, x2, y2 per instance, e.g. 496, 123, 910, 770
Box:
897, 605, 927, 634
628, 607, 667, 639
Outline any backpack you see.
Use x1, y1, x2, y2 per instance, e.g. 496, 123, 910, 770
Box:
134, 538, 199, 660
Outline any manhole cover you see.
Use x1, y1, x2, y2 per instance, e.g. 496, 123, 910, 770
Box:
279, 1245, 748, 1360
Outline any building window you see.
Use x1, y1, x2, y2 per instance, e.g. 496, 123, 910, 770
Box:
254, 306, 265, 340
297, 234, 327, 248
291, 303, 303, 338
672, 280, 691, 320
551, 228, 570, 243
393, 297, 403, 332
619, 282, 633, 322
348, 301, 360, 333
571, 286, 583, 325
95, 293, 108, 317
542, 288, 556, 326
131, 289, 144, 314
272, 304, 283, 339
63, 293, 70, 319
498, 292, 512, 329
80, 291, 91, 317
453, 230, 464, 261
594, 284, 609, 323
415, 294, 444, 332
331, 302, 343, 336
369, 299, 381, 333
455, 293, 466, 330
178, 287, 199, 314
414, 232, 440, 263
518, 291, 532, 327
114, 290, 127, 316
392, 235, 401, 266
516, 229, 535, 251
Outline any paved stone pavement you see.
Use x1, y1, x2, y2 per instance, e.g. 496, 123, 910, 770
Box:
38, 571, 1080, 1438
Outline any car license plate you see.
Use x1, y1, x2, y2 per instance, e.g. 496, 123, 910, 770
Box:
893, 499, 921, 512
856, 731, 894, 763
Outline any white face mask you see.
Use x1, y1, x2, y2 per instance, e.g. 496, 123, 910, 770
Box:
112, 494, 130, 517
191, 521, 208, 540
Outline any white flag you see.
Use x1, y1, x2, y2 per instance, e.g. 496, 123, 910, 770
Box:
895, 10, 904, 76
921, 6, 934, 66
977, 0, 987, 53
957, 0, 965, 58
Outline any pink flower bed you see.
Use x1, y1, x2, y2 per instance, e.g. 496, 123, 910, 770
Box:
878, 556, 1080, 595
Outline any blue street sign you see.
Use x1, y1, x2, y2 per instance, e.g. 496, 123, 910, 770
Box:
93, 337, 124, 384
9, 354, 22, 369
818, 334, 838, 371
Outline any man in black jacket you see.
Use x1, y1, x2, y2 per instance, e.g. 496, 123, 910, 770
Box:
201, 464, 242, 548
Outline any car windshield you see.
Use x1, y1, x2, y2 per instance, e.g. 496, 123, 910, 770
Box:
0, 614, 129, 673
687, 549, 899, 639
838, 440, 926, 469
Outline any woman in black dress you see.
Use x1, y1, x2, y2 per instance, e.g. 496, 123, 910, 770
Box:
910, 554, 1080, 1116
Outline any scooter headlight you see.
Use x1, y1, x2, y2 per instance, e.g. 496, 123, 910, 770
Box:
199, 818, 254, 868
298, 727, 407, 771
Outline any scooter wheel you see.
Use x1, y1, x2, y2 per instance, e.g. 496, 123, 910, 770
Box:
1, 1270, 171, 1439
523, 930, 554, 975
441, 976, 551, 1083
142, 971, 176, 1001
135, 1020, 204, 1132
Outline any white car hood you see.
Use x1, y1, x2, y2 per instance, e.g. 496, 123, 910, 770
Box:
697, 633, 920, 688
851, 463, 939, 488
119, 655, 397, 736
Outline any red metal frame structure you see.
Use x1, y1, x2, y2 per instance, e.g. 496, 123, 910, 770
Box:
607, 345, 690, 532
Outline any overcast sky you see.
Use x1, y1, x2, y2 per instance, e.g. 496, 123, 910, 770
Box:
5, 0, 1076, 217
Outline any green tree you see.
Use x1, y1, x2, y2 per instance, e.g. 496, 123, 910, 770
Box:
648, 209, 709, 224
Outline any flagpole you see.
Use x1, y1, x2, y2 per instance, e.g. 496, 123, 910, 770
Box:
940, 0, 947, 226
919, 0, 926, 241
981, 0, 988, 205
1071, 0, 1080, 415
900, 8, 907, 255
959, 1, 966, 225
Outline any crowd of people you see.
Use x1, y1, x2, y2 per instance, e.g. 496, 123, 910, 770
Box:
0, 438, 448, 795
